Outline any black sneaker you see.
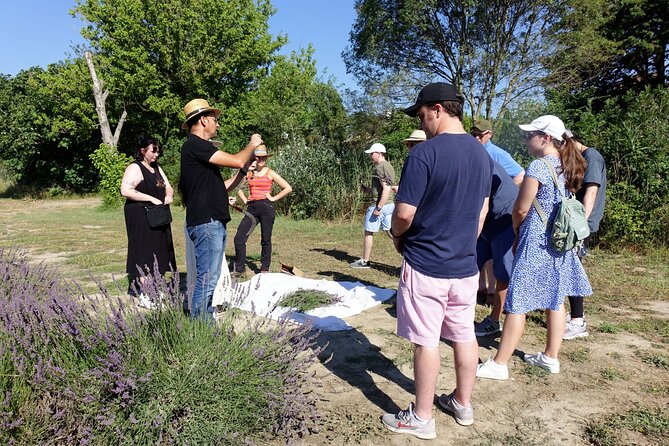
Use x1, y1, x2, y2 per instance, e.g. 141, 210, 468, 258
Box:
474, 316, 502, 337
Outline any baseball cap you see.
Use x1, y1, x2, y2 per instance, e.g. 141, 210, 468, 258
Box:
518, 115, 566, 141
364, 143, 387, 154
404, 82, 463, 117
472, 119, 493, 133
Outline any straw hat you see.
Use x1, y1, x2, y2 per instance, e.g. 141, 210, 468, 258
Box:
181, 98, 221, 130
254, 144, 272, 158
403, 129, 426, 143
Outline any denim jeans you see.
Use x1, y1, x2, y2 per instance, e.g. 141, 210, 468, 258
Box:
187, 219, 226, 319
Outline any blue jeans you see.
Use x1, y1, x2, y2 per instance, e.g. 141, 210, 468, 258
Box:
187, 219, 226, 319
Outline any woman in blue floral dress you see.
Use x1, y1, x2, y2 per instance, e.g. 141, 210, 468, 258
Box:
477, 115, 592, 380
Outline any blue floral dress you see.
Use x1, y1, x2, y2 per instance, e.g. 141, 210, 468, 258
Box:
505, 156, 592, 313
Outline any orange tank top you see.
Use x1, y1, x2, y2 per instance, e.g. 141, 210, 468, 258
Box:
247, 171, 274, 201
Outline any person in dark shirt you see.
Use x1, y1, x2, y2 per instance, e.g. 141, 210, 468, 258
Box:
563, 130, 607, 340
381, 83, 491, 439
179, 98, 262, 319
473, 160, 519, 338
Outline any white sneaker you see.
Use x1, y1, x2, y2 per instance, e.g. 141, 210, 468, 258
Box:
563, 320, 588, 340
524, 352, 560, 373
137, 293, 157, 310
476, 359, 509, 380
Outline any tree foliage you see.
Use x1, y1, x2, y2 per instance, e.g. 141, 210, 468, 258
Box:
344, 0, 566, 119
72, 0, 286, 146
545, 0, 668, 99
0, 61, 99, 193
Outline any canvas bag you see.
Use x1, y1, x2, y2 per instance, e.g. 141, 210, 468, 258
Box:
145, 204, 172, 229
532, 158, 589, 252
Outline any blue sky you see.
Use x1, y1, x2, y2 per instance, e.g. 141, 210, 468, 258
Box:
0, 0, 359, 90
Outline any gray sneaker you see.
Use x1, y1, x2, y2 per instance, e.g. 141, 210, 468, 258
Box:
349, 259, 370, 269
563, 320, 588, 340
438, 391, 474, 426
474, 316, 502, 337
381, 403, 436, 440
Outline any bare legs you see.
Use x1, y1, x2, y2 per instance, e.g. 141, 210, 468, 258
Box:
492, 304, 567, 364
493, 313, 526, 365
361, 231, 374, 261
413, 340, 477, 420
545, 305, 566, 358
490, 280, 508, 322
413, 346, 440, 420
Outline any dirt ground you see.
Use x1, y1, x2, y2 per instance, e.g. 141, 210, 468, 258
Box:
293, 297, 669, 446
2, 198, 668, 446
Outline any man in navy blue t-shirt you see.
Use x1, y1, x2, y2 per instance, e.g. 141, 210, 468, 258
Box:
381, 83, 492, 439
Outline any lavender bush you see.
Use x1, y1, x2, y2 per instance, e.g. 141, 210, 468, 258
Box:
0, 249, 321, 445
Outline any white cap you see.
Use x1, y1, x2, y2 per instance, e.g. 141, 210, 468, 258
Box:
518, 115, 566, 141
364, 143, 387, 154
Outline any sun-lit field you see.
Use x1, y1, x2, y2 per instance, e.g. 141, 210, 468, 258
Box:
1, 197, 668, 445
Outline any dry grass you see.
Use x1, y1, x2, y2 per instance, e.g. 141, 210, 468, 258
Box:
2, 197, 669, 445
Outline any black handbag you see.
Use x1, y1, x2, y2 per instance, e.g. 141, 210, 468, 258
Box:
145, 204, 172, 229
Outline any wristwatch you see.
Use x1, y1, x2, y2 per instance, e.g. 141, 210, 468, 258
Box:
375, 206, 382, 212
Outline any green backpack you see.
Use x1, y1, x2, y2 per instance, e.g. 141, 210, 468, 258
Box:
532, 158, 590, 252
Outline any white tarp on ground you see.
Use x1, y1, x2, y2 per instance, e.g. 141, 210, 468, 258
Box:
216, 273, 396, 331
185, 224, 396, 331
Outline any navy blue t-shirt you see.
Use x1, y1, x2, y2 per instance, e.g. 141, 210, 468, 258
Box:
480, 159, 519, 238
396, 133, 493, 279
488, 160, 519, 220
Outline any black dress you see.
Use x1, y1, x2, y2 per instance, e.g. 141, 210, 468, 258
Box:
124, 161, 176, 276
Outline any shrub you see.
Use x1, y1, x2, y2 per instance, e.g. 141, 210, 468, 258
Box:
269, 138, 368, 220
0, 249, 320, 445
90, 144, 133, 209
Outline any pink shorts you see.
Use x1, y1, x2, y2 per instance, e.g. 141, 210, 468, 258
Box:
396, 260, 478, 347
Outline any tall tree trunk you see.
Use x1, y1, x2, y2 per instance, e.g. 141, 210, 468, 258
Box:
84, 51, 126, 149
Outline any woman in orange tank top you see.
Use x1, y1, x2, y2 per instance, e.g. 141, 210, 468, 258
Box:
232, 145, 292, 275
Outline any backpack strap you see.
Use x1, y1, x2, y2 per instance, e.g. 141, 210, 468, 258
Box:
533, 197, 548, 226
532, 157, 562, 227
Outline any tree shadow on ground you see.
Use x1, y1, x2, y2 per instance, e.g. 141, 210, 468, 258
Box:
316, 270, 385, 289
313, 327, 414, 414
310, 248, 401, 278
310, 248, 357, 264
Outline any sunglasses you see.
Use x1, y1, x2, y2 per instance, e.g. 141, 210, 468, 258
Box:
525, 131, 545, 140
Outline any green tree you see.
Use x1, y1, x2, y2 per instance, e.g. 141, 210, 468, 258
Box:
72, 0, 286, 146
545, 0, 668, 99
0, 61, 99, 193
344, 0, 566, 120
229, 47, 348, 149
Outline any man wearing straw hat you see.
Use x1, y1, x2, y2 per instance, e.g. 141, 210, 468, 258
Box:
179, 98, 262, 319
403, 129, 426, 151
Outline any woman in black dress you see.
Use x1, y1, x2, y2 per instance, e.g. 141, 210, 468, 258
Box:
120, 137, 176, 308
